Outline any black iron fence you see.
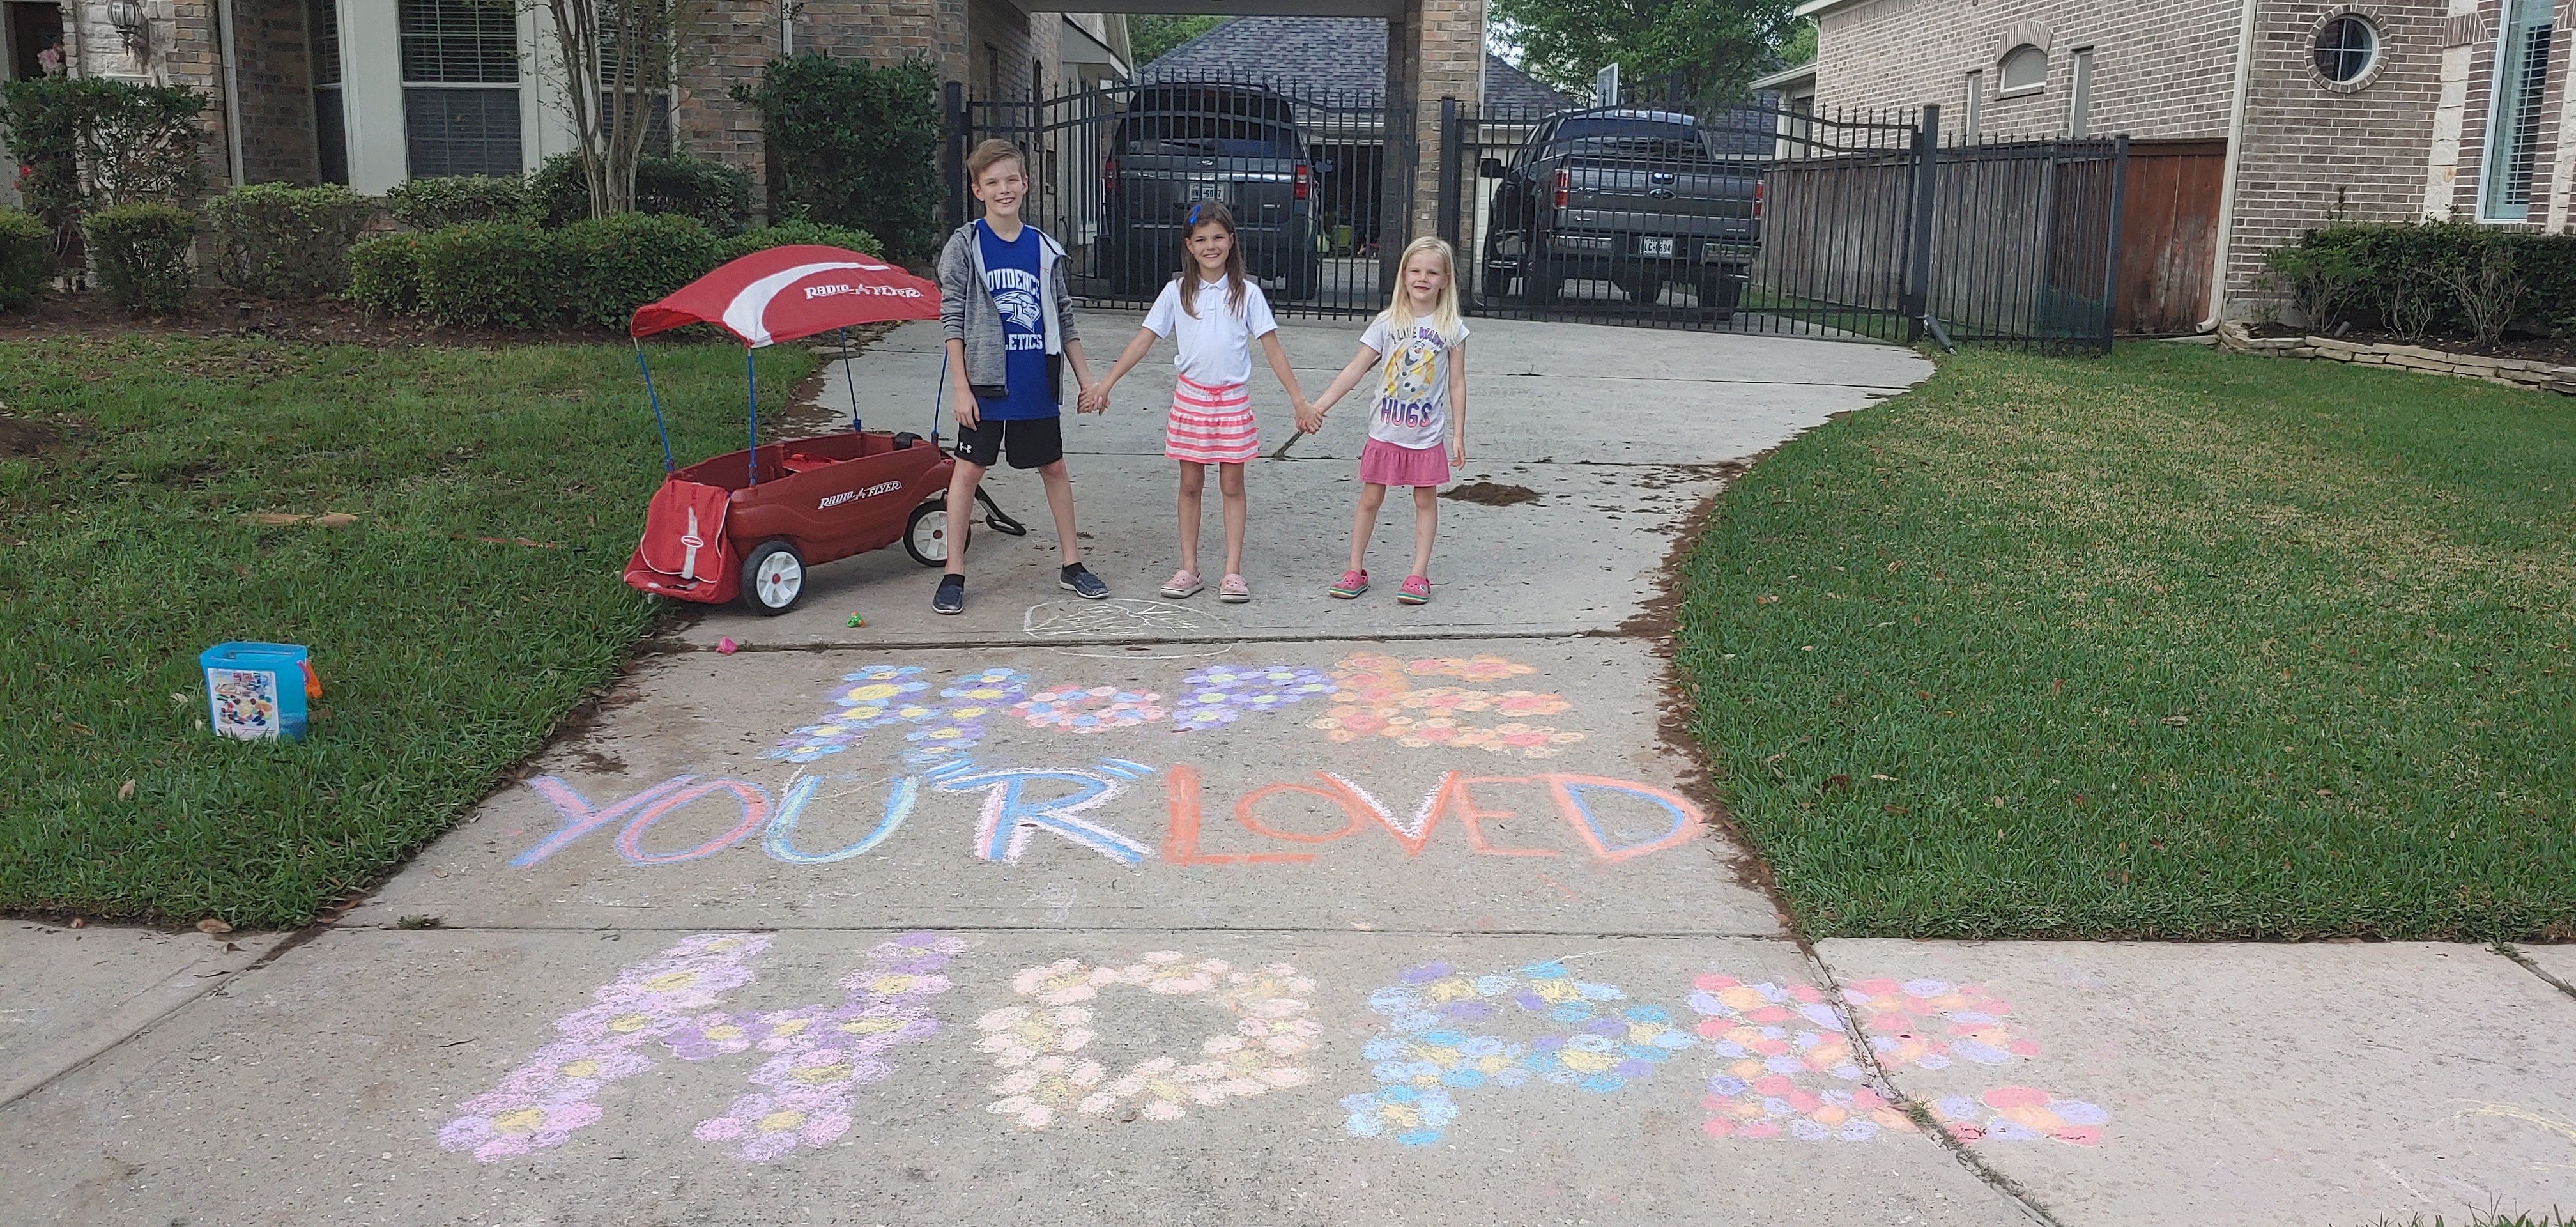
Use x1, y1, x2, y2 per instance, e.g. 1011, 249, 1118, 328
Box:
948, 78, 2129, 350
956, 78, 1395, 319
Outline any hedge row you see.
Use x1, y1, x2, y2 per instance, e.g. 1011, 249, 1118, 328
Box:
2265, 220, 2576, 345
349, 215, 885, 330
0, 209, 48, 311
383, 155, 753, 235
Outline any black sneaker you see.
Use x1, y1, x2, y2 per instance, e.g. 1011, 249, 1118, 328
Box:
1059, 564, 1109, 599
933, 573, 965, 615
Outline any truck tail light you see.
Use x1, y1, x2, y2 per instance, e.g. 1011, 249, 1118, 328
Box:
1752, 180, 1765, 221
1552, 168, 1570, 209
1294, 164, 1310, 201
1103, 157, 1117, 195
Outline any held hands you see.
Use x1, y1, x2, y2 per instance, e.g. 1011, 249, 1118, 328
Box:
1293, 397, 1324, 436
1076, 380, 1113, 415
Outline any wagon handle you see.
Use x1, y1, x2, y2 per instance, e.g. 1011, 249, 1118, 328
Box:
840, 327, 862, 433
931, 346, 947, 449
633, 338, 673, 475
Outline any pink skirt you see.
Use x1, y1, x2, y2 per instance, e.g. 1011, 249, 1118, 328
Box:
1359, 437, 1453, 488
1165, 374, 1258, 464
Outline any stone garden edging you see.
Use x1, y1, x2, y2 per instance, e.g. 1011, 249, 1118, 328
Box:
2216, 323, 2576, 396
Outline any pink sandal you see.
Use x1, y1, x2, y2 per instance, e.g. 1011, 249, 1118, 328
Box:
1160, 569, 1202, 599
1397, 575, 1431, 605
1220, 574, 1252, 603
1329, 569, 1369, 599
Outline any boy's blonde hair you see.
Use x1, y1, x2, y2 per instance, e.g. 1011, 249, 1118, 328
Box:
967, 139, 1027, 183
1379, 236, 1463, 343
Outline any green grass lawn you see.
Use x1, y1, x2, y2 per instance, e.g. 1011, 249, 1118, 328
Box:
1, 336, 815, 928
1675, 343, 2575, 941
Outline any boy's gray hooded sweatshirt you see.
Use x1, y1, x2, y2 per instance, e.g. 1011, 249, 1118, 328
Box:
938, 220, 1081, 400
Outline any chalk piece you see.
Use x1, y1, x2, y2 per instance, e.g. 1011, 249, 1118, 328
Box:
847, 614, 866, 628
717, 637, 739, 655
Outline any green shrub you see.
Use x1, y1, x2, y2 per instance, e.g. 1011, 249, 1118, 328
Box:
723, 217, 885, 261
81, 202, 196, 314
415, 222, 561, 328
531, 153, 753, 235
0, 209, 50, 311
202, 182, 377, 297
732, 54, 944, 259
556, 212, 721, 330
347, 233, 424, 316
2287, 221, 2576, 341
385, 175, 533, 231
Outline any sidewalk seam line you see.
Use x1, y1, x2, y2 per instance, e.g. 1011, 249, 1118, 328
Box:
2495, 943, 2576, 1001
648, 628, 1634, 654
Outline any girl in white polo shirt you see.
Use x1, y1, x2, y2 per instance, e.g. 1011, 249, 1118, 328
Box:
1086, 201, 1311, 603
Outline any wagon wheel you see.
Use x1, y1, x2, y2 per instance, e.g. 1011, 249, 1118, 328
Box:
741, 541, 805, 615
905, 498, 961, 566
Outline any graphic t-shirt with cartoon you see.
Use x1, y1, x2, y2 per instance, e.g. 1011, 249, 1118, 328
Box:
976, 220, 1055, 421
1358, 315, 1468, 451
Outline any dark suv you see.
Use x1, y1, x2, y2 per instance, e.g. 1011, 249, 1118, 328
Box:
1099, 84, 1322, 300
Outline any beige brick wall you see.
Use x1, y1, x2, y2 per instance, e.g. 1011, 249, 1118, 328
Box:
1812, 0, 2239, 139
2224, 0, 2452, 299
1389, 0, 1482, 250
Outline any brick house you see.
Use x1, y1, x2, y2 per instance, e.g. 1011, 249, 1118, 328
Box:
0, 1, 1132, 204
1794, 0, 2573, 323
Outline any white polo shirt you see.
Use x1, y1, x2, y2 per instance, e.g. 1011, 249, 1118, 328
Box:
1141, 274, 1279, 389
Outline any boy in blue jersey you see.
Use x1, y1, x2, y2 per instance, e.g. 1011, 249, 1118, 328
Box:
931, 139, 1107, 614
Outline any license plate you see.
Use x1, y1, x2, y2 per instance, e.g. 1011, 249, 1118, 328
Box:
1639, 236, 1676, 258
1188, 180, 1223, 201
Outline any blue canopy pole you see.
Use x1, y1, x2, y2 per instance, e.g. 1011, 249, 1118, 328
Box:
841, 327, 862, 433
632, 338, 673, 474
746, 348, 760, 488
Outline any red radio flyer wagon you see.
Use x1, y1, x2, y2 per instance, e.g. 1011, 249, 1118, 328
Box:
620, 244, 1022, 615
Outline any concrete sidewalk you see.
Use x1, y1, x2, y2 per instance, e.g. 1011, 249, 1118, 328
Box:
6, 316, 2573, 1227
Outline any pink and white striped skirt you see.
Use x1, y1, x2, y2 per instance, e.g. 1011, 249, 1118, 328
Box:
1165, 374, 1259, 465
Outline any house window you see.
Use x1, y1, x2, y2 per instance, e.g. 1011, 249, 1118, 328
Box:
2313, 15, 2377, 83
6, 3, 69, 80
1963, 70, 1982, 139
1998, 45, 2048, 96
2478, 0, 2554, 220
597, 10, 670, 157
307, 0, 348, 185
399, 0, 523, 179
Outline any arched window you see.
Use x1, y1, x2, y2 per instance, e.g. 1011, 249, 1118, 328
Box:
2313, 15, 2378, 83
1998, 45, 2049, 95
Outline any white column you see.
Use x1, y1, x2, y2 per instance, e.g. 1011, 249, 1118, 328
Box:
521, 8, 577, 174
338, 0, 408, 193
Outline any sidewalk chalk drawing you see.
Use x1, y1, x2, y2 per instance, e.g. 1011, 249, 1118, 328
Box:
975, 952, 1319, 1129
1311, 653, 1584, 758
436, 932, 960, 1165
671, 933, 964, 1161
1689, 975, 2106, 1145
762, 666, 1031, 766
755, 653, 1581, 764
514, 763, 1703, 868
1341, 960, 1698, 1146
438, 932, 768, 1161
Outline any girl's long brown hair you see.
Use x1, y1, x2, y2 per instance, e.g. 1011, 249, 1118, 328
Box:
1175, 200, 1250, 318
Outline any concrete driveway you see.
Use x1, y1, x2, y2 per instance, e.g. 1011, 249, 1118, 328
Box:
8, 317, 2574, 1226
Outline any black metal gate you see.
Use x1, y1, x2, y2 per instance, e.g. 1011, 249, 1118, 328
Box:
1438, 98, 2129, 349
955, 78, 1393, 319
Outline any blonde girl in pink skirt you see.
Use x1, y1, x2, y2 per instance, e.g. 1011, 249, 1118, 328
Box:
1087, 201, 1310, 603
1301, 236, 1468, 606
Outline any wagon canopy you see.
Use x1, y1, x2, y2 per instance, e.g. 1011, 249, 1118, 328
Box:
628, 245, 942, 348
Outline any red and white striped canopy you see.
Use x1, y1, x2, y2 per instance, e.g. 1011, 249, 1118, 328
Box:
629, 245, 942, 348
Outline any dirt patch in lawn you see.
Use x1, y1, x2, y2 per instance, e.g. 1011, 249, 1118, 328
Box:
0, 415, 63, 459
1441, 481, 1540, 506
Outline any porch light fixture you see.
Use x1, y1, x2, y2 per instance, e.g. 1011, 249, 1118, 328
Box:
108, 0, 149, 54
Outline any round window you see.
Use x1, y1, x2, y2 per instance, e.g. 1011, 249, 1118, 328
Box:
2313, 15, 2377, 83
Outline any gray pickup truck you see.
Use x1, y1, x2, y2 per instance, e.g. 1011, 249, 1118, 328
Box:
1478, 108, 1763, 318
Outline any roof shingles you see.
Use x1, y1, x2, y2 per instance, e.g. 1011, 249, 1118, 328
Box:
1138, 16, 1570, 111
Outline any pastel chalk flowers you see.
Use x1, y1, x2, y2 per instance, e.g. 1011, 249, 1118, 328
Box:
977, 952, 1317, 1129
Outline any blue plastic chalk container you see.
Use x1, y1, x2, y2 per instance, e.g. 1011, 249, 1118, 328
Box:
199, 642, 314, 741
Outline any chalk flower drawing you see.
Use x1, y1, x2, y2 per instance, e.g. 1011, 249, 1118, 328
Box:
1343, 960, 1696, 1146
1690, 975, 2106, 1145
438, 933, 768, 1162
1170, 665, 1339, 730
1312, 653, 1584, 757
977, 952, 1317, 1129
676, 932, 965, 1162
1012, 686, 1170, 732
760, 666, 1032, 767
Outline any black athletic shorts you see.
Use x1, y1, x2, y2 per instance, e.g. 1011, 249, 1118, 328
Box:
954, 414, 1064, 470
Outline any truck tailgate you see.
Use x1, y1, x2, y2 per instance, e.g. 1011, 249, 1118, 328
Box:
1559, 159, 1759, 243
